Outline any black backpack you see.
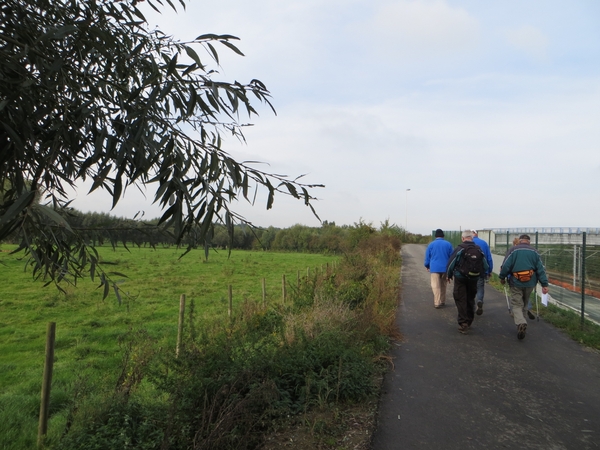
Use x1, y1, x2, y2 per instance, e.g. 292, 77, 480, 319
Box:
457, 245, 484, 279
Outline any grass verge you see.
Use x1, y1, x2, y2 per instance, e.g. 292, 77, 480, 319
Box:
489, 273, 600, 351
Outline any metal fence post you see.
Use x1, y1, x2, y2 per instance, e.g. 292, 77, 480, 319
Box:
581, 231, 586, 326
573, 244, 578, 288
532, 231, 539, 308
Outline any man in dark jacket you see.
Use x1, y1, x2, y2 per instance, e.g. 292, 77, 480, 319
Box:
446, 230, 489, 334
499, 234, 549, 340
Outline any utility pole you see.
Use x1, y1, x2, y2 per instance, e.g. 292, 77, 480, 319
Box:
405, 188, 411, 232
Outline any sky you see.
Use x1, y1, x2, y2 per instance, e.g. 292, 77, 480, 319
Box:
71, 0, 600, 235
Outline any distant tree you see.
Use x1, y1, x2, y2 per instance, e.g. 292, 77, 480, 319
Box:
0, 0, 321, 296
379, 219, 404, 238
346, 219, 376, 250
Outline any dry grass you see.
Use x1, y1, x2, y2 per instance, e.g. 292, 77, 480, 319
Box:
282, 299, 355, 344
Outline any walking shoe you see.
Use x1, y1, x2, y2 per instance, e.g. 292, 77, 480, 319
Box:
517, 323, 527, 340
527, 310, 535, 320
476, 301, 483, 316
458, 324, 469, 334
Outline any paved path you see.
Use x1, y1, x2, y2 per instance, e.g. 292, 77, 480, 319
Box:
371, 244, 600, 450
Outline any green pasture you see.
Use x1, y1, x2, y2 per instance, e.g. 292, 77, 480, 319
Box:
0, 245, 338, 449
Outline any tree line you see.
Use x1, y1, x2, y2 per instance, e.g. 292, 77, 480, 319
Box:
1, 209, 430, 252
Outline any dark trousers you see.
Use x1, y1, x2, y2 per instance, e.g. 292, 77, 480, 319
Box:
453, 277, 478, 326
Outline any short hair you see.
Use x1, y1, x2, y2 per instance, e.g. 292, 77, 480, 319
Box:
462, 230, 474, 239
519, 234, 531, 241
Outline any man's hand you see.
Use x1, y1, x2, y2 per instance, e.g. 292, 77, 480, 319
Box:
500, 278, 505, 285
542, 286, 549, 295
426, 268, 430, 272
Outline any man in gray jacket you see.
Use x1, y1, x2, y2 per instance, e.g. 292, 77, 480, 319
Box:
499, 234, 550, 340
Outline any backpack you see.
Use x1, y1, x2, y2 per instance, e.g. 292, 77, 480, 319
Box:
457, 245, 484, 279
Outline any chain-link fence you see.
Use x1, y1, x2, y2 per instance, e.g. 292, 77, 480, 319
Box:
429, 230, 462, 247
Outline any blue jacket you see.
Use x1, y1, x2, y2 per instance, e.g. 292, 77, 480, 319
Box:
424, 238, 454, 273
473, 236, 493, 275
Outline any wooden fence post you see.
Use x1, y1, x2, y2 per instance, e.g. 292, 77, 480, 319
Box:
228, 284, 233, 318
176, 294, 185, 357
38, 322, 56, 449
282, 274, 286, 303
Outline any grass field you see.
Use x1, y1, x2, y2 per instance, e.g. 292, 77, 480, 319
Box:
0, 245, 338, 449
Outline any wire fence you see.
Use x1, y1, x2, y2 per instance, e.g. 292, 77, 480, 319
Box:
430, 228, 600, 324
429, 230, 463, 247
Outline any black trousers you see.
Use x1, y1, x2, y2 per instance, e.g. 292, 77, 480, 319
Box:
453, 277, 478, 326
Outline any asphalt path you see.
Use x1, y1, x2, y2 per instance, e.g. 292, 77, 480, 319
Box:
371, 244, 600, 450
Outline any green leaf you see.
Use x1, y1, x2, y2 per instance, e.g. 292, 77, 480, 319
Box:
36, 206, 74, 232
184, 45, 203, 69
220, 40, 245, 56
0, 190, 35, 226
108, 272, 129, 278
103, 279, 110, 300
206, 42, 219, 64
1, 122, 25, 151
39, 25, 78, 41
113, 284, 123, 306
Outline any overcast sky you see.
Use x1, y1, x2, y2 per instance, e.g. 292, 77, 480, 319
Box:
71, 0, 600, 235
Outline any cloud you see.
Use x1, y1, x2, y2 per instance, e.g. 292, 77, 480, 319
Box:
366, 0, 481, 60
506, 25, 549, 61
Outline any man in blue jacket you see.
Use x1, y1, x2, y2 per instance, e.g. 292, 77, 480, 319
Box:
424, 229, 454, 308
472, 230, 493, 316
499, 234, 550, 340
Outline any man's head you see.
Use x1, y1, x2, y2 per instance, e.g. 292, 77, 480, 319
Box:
461, 230, 474, 241
471, 229, 478, 236
435, 229, 444, 238
519, 234, 531, 243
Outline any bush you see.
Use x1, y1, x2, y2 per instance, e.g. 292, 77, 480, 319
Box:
59, 398, 166, 450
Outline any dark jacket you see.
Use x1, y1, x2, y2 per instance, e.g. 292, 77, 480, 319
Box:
499, 243, 549, 288
446, 240, 489, 280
